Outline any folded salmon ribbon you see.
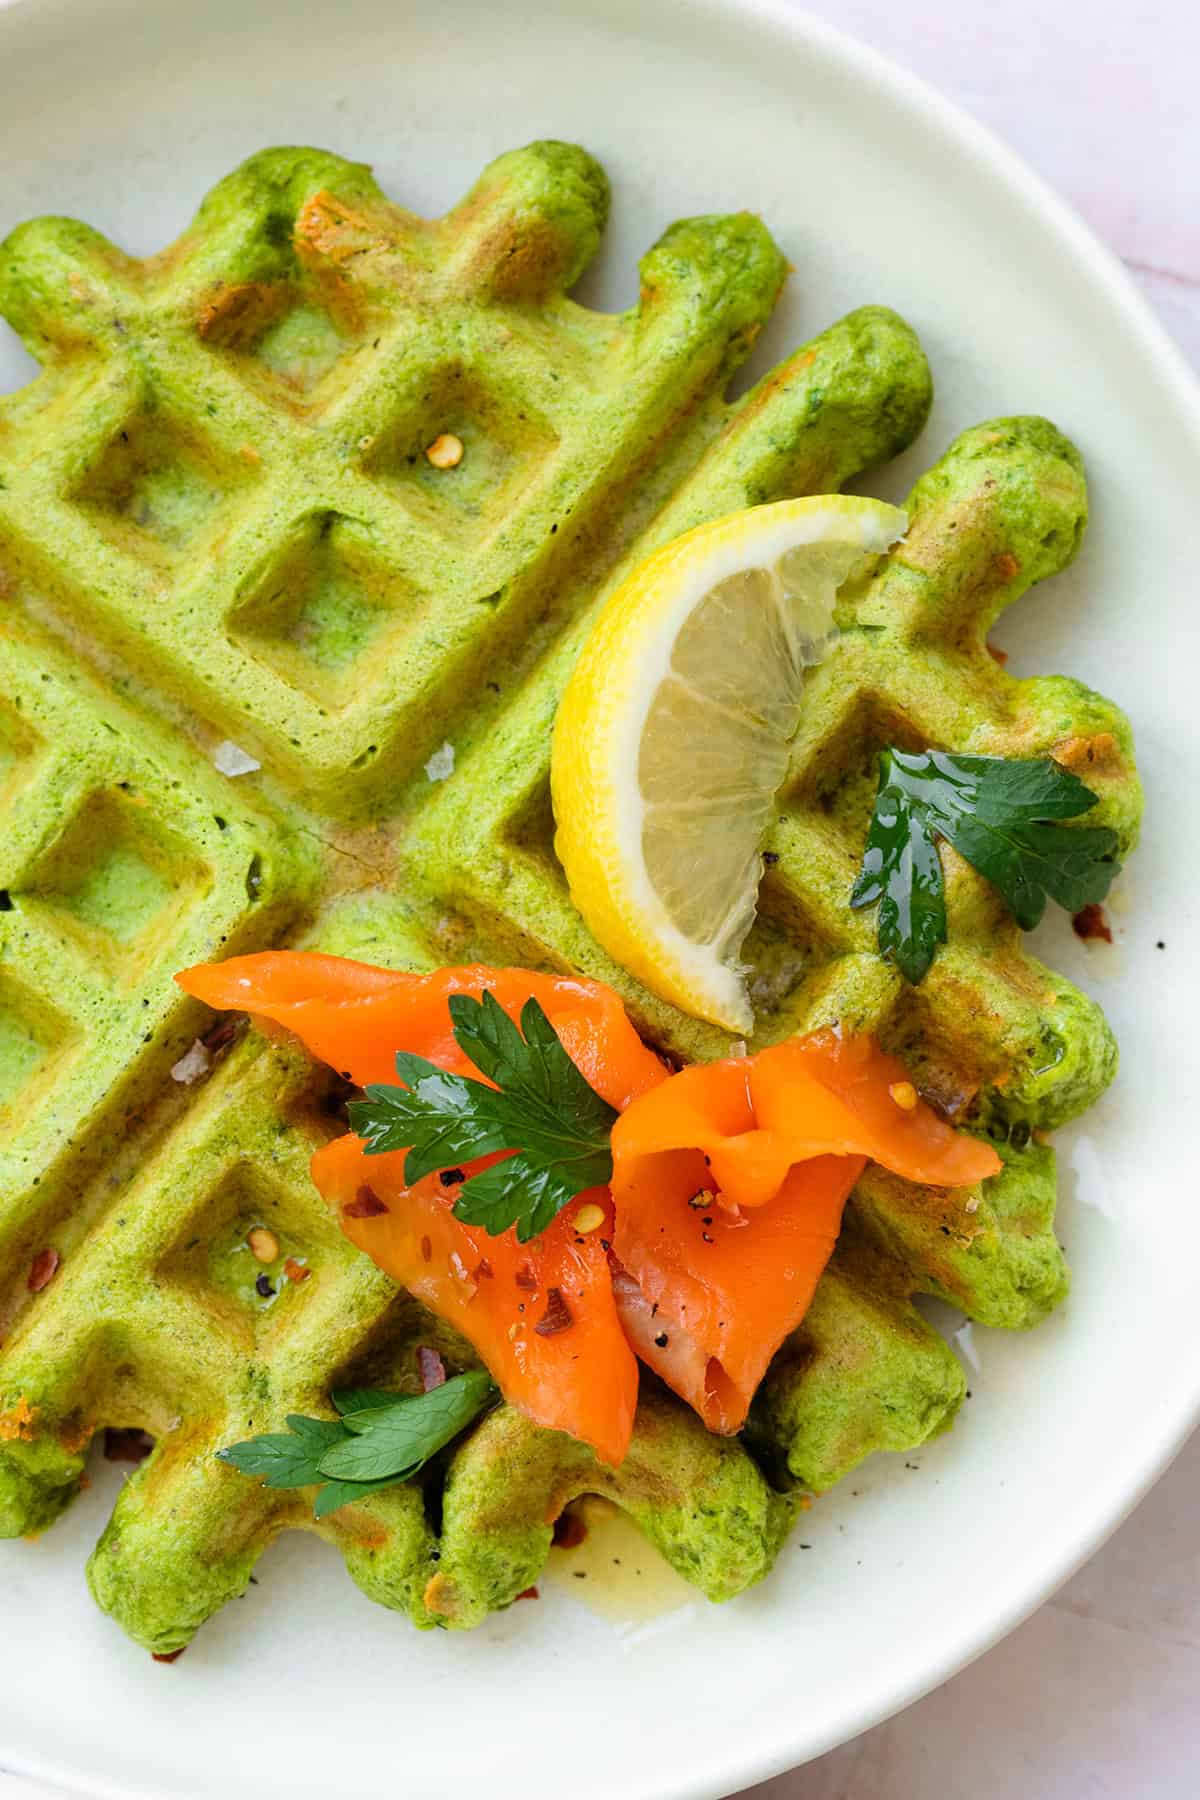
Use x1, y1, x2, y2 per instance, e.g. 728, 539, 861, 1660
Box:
177, 955, 1000, 1466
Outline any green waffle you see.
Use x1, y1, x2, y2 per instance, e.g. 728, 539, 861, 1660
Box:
0, 142, 1140, 1653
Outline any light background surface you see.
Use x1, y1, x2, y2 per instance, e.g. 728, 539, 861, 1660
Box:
0, 1, 1196, 1795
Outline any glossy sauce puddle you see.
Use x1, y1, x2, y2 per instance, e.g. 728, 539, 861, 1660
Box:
544, 1497, 695, 1627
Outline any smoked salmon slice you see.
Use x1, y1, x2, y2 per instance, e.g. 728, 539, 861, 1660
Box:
313, 1140, 637, 1468
611, 1153, 864, 1433
178, 956, 666, 1465
178, 953, 1001, 1461
608, 1032, 1000, 1432
178, 954, 666, 1104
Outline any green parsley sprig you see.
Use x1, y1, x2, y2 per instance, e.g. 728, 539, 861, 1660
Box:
218, 1370, 496, 1519
347, 991, 618, 1242
850, 748, 1120, 983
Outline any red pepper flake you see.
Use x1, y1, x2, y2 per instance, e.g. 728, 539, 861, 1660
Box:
283, 1257, 310, 1284
987, 643, 1009, 666
344, 1184, 389, 1219
27, 1248, 60, 1293
534, 1285, 573, 1337
417, 1346, 447, 1392
420, 1235, 433, 1263
552, 1510, 587, 1550
516, 1586, 539, 1601
104, 1428, 154, 1464
152, 1648, 186, 1664
201, 1015, 244, 1056
474, 1257, 494, 1281
1072, 902, 1113, 943
515, 1263, 538, 1290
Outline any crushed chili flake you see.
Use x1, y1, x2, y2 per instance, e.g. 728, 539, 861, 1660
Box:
1072, 902, 1113, 943
283, 1257, 310, 1283
552, 1510, 587, 1550
473, 1257, 494, 1280
987, 642, 1009, 665
27, 1248, 60, 1293
344, 1184, 389, 1219
420, 1235, 433, 1263
515, 1585, 540, 1601
515, 1263, 538, 1290
152, 1648, 186, 1664
417, 1346, 447, 1392
534, 1285, 573, 1337
201, 1014, 244, 1056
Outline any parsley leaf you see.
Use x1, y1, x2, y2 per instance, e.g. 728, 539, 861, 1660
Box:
318, 1370, 496, 1482
311, 1475, 404, 1521
216, 1372, 496, 1517
347, 991, 618, 1242
851, 748, 1120, 983
218, 1414, 345, 1490
330, 1388, 403, 1418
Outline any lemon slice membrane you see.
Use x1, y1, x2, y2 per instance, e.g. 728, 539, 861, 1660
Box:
552, 498, 907, 1033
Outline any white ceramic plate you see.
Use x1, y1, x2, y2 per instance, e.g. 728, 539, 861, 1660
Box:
2, 1, 1198, 1795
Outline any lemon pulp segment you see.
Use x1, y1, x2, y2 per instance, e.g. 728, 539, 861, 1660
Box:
552, 497, 908, 1032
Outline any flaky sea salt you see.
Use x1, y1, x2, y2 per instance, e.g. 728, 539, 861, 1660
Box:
170, 1040, 212, 1085
213, 739, 261, 777
425, 741, 456, 782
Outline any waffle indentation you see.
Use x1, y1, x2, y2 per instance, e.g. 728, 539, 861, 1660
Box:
24, 789, 207, 974
227, 511, 428, 705
0, 968, 77, 1134
159, 1160, 329, 1350
70, 408, 256, 572
364, 363, 558, 543
0, 699, 41, 809
202, 283, 355, 405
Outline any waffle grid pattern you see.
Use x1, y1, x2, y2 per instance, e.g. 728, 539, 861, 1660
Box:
0, 143, 1140, 1650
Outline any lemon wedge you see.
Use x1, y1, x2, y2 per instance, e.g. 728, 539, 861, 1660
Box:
551, 496, 907, 1033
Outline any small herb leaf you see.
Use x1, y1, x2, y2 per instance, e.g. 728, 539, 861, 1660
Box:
311, 1475, 405, 1520
347, 993, 618, 1241
450, 1156, 564, 1244
852, 748, 1121, 981
317, 1371, 496, 1482
331, 1388, 410, 1419
218, 1374, 495, 1518
218, 1414, 346, 1489
850, 771, 947, 983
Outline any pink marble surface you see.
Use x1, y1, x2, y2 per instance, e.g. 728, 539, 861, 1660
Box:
0, 5, 1196, 1798
819, 0, 1200, 368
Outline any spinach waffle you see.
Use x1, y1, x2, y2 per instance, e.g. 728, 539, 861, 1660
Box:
0, 142, 1141, 1651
